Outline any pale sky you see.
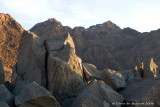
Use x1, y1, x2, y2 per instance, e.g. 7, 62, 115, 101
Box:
0, 0, 160, 32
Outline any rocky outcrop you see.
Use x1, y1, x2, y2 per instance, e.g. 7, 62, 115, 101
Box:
103, 69, 127, 89
0, 84, 13, 106
0, 60, 5, 84
70, 80, 123, 107
0, 13, 24, 82
150, 58, 158, 78
12, 31, 46, 87
47, 33, 85, 102
15, 82, 60, 107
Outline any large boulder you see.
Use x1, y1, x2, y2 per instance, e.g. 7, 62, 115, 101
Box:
12, 31, 47, 87
70, 80, 123, 107
47, 33, 85, 102
103, 69, 127, 89
15, 82, 60, 107
82, 63, 102, 81
0, 60, 5, 84
0, 84, 13, 106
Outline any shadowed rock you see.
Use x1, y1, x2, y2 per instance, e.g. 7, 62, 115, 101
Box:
0, 101, 9, 107
70, 80, 123, 107
0, 84, 13, 106
0, 60, 5, 84
15, 82, 60, 107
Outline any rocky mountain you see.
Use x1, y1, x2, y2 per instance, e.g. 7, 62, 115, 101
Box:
30, 18, 160, 72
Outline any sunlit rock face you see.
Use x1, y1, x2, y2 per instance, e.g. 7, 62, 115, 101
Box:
150, 58, 159, 78
0, 13, 24, 82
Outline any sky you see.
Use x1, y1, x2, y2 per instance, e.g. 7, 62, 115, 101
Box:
0, 0, 160, 32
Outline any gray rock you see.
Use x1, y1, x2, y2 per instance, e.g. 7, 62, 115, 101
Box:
0, 60, 5, 84
15, 82, 60, 107
70, 80, 123, 107
0, 84, 12, 106
0, 101, 9, 107
103, 69, 127, 89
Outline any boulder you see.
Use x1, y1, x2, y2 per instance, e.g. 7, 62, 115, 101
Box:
119, 69, 135, 82
70, 80, 123, 107
12, 31, 47, 87
150, 58, 159, 78
0, 84, 12, 106
82, 63, 102, 81
47, 34, 85, 102
103, 69, 127, 89
137, 81, 160, 107
120, 79, 160, 105
0, 60, 5, 84
0, 101, 9, 107
15, 82, 60, 107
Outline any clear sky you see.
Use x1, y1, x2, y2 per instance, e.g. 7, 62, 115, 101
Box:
0, 0, 160, 32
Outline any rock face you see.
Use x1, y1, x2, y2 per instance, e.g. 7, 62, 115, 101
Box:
12, 31, 46, 87
120, 79, 160, 103
0, 60, 5, 84
150, 58, 158, 78
47, 33, 85, 102
70, 80, 123, 107
0, 13, 24, 82
137, 81, 160, 107
103, 69, 127, 89
15, 82, 60, 107
0, 84, 13, 106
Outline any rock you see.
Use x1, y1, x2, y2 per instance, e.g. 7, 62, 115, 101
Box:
13, 31, 47, 87
119, 69, 135, 82
137, 81, 160, 107
0, 14, 25, 82
0, 84, 13, 106
47, 35, 85, 102
70, 80, 123, 107
102, 71, 117, 90
15, 82, 60, 107
12, 81, 29, 96
103, 69, 127, 89
150, 58, 159, 78
82, 63, 102, 81
0, 101, 9, 107
0, 60, 5, 84
120, 79, 160, 104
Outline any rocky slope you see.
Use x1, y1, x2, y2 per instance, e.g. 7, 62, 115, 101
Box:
30, 18, 160, 71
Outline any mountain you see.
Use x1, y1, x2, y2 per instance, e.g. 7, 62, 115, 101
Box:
30, 18, 160, 72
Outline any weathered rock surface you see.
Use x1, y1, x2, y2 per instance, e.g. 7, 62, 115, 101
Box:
0, 60, 5, 84
150, 58, 159, 78
103, 69, 127, 89
15, 82, 60, 107
70, 80, 123, 107
0, 13, 24, 82
82, 63, 102, 81
0, 84, 13, 106
12, 31, 46, 87
0, 101, 9, 107
120, 79, 160, 103
137, 81, 160, 107
47, 33, 85, 102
